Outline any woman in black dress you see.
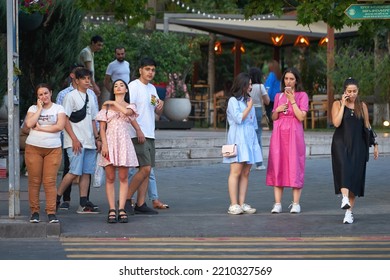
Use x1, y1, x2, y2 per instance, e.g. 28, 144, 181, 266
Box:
331, 77, 379, 224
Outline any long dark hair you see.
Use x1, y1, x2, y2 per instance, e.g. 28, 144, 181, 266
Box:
281, 67, 304, 92
343, 77, 363, 119
249, 67, 262, 84
230, 72, 251, 101
110, 79, 130, 103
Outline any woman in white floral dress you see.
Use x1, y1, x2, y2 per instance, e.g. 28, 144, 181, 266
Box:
96, 79, 138, 223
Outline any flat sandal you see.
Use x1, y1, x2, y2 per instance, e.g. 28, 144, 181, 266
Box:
117, 209, 128, 223
107, 209, 117, 223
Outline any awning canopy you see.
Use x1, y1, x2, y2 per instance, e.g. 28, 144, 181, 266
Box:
163, 13, 359, 46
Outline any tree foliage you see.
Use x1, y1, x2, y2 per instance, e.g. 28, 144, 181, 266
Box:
81, 23, 206, 85
75, 0, 153, 26
0, 1, 6, 107
18, 0, 84, 116
244, 0, 390, 34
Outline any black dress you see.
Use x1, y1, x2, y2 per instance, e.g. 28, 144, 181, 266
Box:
331, 105, 368, 197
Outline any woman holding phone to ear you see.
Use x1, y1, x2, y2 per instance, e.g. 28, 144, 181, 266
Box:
331, 77, 378, 224
24, 83, 66, 224
266, 68, 309, 214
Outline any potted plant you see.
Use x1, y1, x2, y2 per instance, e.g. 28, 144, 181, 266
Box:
163, 72, 192, 121
19, 0, 52, 31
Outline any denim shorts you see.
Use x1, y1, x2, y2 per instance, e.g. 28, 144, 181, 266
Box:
66, 148, 97, 175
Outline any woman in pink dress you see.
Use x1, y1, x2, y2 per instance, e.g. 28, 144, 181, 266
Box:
96, 79, 139, 223
266, 68, 309, 214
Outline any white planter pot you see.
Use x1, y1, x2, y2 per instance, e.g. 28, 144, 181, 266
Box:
163, 98, 191, 121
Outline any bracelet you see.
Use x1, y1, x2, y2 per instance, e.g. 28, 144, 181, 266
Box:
291, 102, 296, 105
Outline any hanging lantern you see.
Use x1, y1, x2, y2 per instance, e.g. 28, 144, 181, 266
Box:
294, 35, 310, 47
270, 34, 284, 46
214, 41, 222, 54
319, 36, 328, 46
231, 43, 245, 53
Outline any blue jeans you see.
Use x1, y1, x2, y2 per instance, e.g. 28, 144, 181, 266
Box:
128, 167, 158, 201
255, 107, 264, 167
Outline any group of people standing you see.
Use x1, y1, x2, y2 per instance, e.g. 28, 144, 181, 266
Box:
224, 64, 378, 224
24, 34, 165, 224
23, 35, 378, 226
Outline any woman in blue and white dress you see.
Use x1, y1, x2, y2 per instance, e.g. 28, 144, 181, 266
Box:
223, 72, 262, 215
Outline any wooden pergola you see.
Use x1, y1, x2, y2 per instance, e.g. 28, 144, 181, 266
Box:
163, 13, 359, 126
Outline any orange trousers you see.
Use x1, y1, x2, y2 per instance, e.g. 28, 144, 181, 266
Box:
25, 144, 62, 215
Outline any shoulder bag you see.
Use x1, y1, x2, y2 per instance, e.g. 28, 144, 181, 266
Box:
221, 101, 237, 158
362, 104, 377, 147
69, 93, 89, 123
364, 126, 377, 147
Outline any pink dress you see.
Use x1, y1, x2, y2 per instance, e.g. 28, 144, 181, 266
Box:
96, 104, 139, 168
266, 91, 309, 188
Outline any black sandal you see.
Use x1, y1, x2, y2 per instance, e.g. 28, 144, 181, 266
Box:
107, 209, 117, 223
118, 209, 128, 223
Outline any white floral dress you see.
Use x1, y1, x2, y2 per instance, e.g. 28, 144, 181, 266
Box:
96, 104, 139, 167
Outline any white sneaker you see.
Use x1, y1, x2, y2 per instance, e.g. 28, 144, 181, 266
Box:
289, 203, 301, 213
255, 165, 266, 171
228, 204, 243, 215
343, 210, 354, 224
271, 203, 282, 214
241, 203, 256, 214
341, 196, 351, 209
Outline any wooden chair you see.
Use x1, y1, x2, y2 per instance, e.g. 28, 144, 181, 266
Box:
189, 84, 210, 127
310, 100, 328, 129
213, 93, 227, 129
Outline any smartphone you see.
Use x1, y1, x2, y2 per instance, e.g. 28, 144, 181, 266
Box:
285, 87, 291, 91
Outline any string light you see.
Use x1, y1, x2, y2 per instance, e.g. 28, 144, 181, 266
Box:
84, 14, 115, 23
82, 1, 275, 24
170, 0, 274, 21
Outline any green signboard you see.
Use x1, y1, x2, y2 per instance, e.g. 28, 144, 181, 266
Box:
345, 4, 390, 20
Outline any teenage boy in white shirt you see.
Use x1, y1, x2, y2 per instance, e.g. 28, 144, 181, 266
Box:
125, 57, 164, 214
56, 68, 101, 214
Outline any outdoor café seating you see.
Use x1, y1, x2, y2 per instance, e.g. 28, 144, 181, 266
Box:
304, 94, 328, 129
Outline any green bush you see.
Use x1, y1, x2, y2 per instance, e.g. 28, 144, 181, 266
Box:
81, 23, 205, 85
17, 0, 84, 117
329, 45, 390, 102
0, 0, 7, 107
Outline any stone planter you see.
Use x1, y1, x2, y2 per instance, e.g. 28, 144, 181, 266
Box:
19, 11, 43, 31
163, 98, 191, 121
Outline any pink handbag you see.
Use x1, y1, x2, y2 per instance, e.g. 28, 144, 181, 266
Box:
222, 144, 237, 158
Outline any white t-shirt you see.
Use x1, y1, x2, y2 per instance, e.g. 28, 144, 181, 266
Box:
251, 83, 267, 108
25, 103, 65, 148
105, 60, 130, 84
128, 79, 159, 139
79, 46, 95, 81
62, 89, 98, 149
